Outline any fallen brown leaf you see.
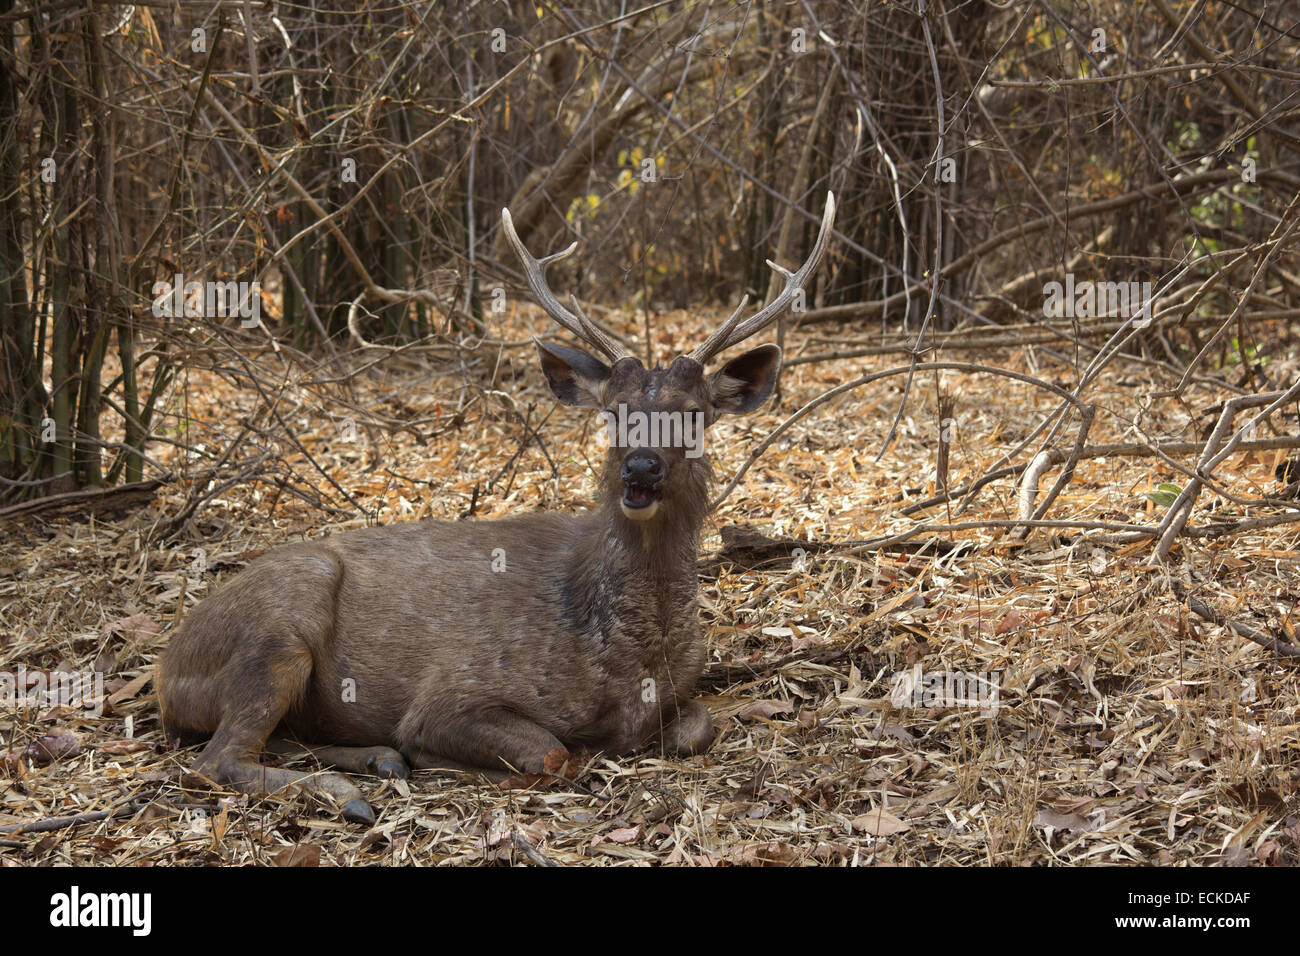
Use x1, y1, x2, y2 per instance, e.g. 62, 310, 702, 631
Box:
100, 613, 162, 643
727, 841, 799, 866
738, 699, 794, 720
604, 826, 641, 845
273, 844, 321, 867
851, 808, 911, 836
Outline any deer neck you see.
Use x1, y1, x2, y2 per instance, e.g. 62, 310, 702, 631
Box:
603, 499, 703, 587
562, 466, 711, 650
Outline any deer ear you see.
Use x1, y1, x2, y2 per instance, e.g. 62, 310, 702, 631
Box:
536, 339, 611, 408
708, 344, 782, 415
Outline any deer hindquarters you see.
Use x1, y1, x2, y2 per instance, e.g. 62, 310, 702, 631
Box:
157, 547, 379, 820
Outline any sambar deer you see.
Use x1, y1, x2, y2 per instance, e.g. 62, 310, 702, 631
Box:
157, 193, 836, 823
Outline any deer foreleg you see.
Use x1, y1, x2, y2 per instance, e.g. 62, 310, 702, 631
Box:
658, 698, 715, 756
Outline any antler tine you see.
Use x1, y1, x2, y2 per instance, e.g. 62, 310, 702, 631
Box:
569, 294, 632, 362
687, 191, 837, 365
500, 208, 631, 362
685, 294, 749, 366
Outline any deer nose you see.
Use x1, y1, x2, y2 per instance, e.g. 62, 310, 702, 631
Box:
622, 451, 665, 485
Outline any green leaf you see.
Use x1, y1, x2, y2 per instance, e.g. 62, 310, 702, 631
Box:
1145, 483, 1183, 507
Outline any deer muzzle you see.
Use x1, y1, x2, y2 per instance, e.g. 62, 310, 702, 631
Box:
620, 450, 665, 519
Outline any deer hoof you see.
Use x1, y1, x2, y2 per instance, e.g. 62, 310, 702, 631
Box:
341, 798, 376, 826
373, 756, 409, 779
363, 748, 410, 779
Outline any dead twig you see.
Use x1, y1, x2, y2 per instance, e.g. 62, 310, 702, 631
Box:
0, 797, 146, 839
511, 830, 559, 867
1169, 577, 1300, 660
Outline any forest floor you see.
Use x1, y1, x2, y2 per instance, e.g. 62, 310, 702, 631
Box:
3, 307, 1300, 865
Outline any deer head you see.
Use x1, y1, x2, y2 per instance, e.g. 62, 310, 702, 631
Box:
501, 193, 836, 525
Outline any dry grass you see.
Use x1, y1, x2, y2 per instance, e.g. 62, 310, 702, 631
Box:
2, 309, 1299, 866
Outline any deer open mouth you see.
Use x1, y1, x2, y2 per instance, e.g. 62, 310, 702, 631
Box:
621, 481, 660, 510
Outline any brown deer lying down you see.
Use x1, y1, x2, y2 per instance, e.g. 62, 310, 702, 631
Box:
157, 193, 836, 824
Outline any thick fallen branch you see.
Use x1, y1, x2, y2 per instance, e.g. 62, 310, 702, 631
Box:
1154, 384, 1300, 562
0, 479, 166, 523
1015, 405, 1094, 541
901, 435, 1300, 517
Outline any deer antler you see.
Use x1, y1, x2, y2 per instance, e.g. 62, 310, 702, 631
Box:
500, 208, 632, 363
687, 191, 836, 366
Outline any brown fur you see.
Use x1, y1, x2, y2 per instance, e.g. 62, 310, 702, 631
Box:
157, 343, 781, 822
